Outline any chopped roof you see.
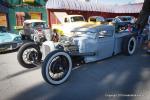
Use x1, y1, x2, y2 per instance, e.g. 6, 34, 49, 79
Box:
72, 24, 115, 32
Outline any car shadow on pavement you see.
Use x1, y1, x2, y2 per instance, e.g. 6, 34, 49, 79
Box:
0, 49, 18, 55
9, 50, 150, 100
0, 66, 40, 81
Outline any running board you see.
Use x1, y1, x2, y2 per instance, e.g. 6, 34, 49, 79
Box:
69, 51, 96, 56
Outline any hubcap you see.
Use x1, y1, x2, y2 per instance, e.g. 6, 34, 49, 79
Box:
129, 40, 134, 51
49, 55, 69, 81
22, 48, 38, 64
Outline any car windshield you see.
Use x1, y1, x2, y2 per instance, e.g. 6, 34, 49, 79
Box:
32, 22, 48, 29
71, 16, 85, 22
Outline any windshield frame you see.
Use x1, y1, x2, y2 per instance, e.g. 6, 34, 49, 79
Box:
32, 22, 49, 29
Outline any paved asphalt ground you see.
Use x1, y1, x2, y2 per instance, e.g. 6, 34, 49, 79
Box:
0, 49, 150, 100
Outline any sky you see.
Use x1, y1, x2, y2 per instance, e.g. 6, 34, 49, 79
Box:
93, 0, 144, 5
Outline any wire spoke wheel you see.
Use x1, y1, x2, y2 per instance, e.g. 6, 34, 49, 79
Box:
42, 50, 72, 85
17, 42, 42, 68
22, 48, 38, 64
49, 55, 69, 81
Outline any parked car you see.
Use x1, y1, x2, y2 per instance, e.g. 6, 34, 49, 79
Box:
17, 23, 137, 85
17, 19, 53, 67
19, 19, 52, 42
52, 15, 87, 37
0, 26, 22, 52
40, 24, 137, 85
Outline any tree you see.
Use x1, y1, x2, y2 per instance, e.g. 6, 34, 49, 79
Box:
136, 0, 150, 29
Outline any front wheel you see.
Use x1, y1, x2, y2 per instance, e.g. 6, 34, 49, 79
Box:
17, 42, 42, 68
42, 50, 72, 85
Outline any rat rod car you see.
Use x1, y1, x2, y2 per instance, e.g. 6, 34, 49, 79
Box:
19, 19, 51, 42
41, 24, 137, 85
17, 20, 53, 68
17, 23, 137, 85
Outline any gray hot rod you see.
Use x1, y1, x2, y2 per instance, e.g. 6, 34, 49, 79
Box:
41, 24, 137, 85
17, 24, 137, 85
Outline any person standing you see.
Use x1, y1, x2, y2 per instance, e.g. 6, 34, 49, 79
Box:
148, 16, 150, 40
147, 16, 150, 53
136, 0, 150, 35
136, 0, 150, 53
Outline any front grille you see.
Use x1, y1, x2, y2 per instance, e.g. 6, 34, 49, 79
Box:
44, 45, 51, 54
64, 45, 79, 52
43, 45, 51, 58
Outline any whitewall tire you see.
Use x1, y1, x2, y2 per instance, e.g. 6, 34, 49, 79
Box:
42, 50, 72, 85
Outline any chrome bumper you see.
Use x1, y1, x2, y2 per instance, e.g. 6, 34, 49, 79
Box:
0, 42, 22, 52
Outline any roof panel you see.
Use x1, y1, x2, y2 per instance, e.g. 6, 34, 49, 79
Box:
46, 0, 143, 13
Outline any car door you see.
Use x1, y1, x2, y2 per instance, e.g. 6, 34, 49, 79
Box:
98, 29, 115, 59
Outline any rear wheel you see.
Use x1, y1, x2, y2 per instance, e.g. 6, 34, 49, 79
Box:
42, 50, 72, 85
123, 35, 136, 55
17, 42, 42, 68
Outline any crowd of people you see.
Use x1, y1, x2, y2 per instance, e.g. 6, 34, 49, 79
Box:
136, 0, 150, 54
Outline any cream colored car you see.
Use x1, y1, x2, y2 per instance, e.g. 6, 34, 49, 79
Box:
19, 19, 52, 42
52, 15, 89, 37
52, 15, 108, 37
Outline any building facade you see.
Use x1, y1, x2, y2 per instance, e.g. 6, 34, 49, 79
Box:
0, 0, 48, 33
46, 0, 143, 27
0, 1, 10, 29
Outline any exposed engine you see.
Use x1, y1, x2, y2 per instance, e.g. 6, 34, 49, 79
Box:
57, 36, 79, 52
42, 36, 79, 59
